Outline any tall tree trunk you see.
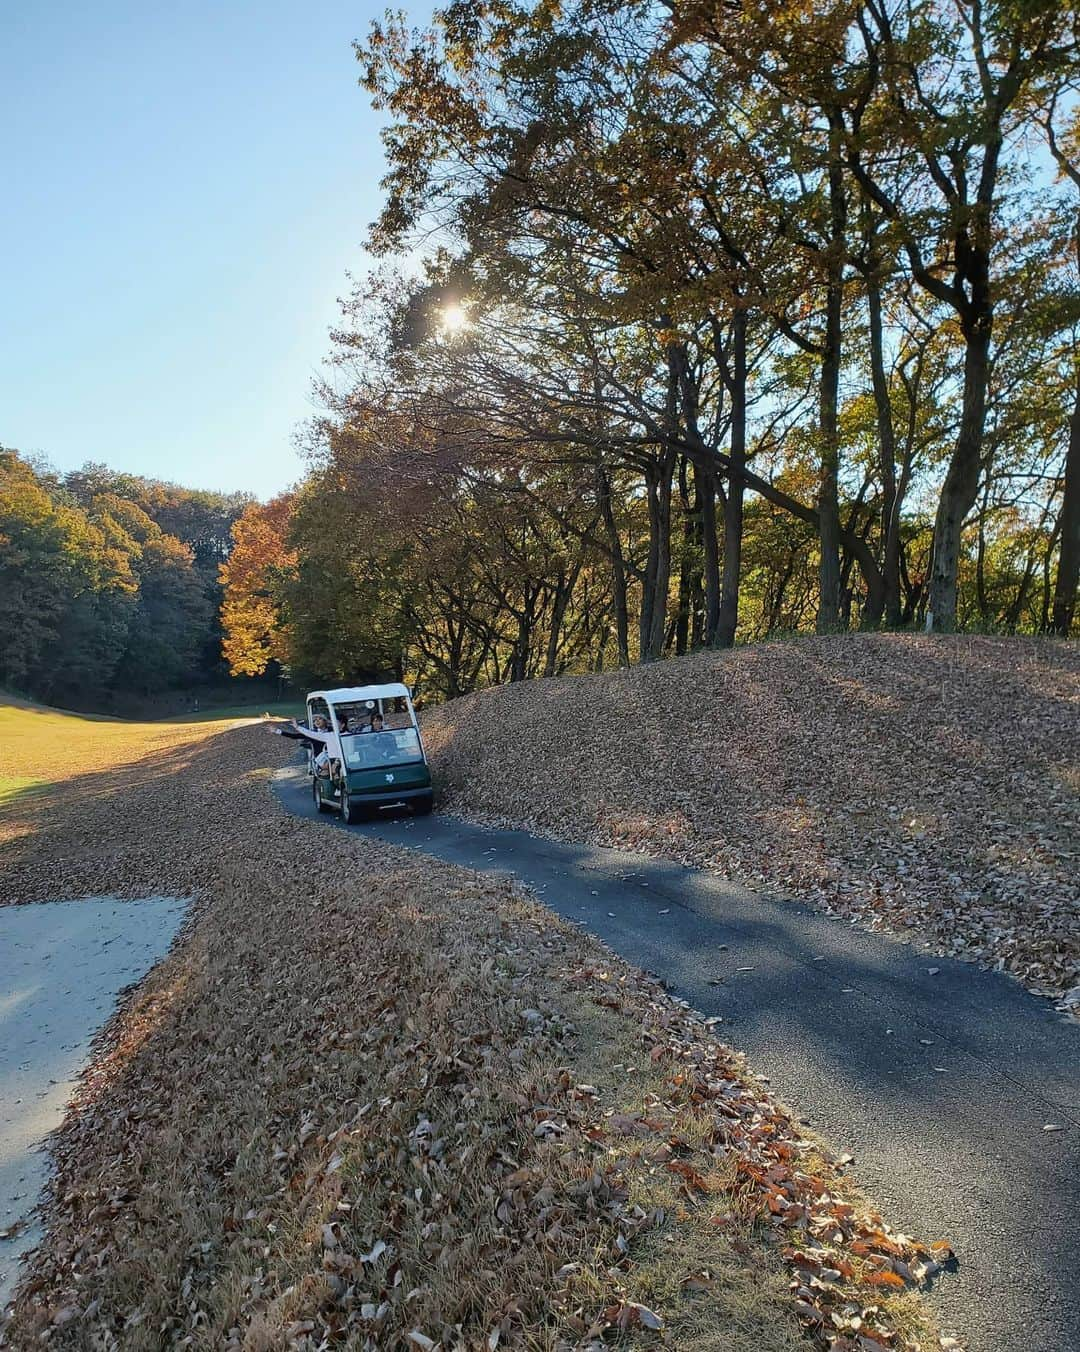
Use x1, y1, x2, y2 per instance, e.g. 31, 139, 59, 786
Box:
642, 358, 679, 661
1040, 516, 1062, 632
975, 476, 992, 624
510, 588, 535, 682
695, 460, 720, 645
928, 305, 992, 630
639, 463, 660, 659
817, 117, 846, 633
717, 308, 747, 647
643, 448, 675, 660
1052, 346, 1080, 636
866, 255, 900, 626
674, 458, 695, 656
543, 565, 578, 677
596, 460, 630, 665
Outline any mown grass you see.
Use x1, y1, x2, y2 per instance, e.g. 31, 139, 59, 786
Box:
0, 774, 47, 807
0, 693, 300, 798
161, 699, 305, 723
0, 695, 197, 794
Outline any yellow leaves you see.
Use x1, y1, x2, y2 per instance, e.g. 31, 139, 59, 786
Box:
219, 494, 298, 677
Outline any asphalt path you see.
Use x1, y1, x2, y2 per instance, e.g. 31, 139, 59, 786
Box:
0, 896, 187, 1314
275, 764, 1079, 1352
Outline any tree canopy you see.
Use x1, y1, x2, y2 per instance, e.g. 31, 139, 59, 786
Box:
0, 449, 250, 705
221, 0, 1077, 697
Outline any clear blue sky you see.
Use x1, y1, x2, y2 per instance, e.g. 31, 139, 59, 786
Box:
2, 1, 407, 499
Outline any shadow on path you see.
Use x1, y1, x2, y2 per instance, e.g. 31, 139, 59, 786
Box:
274, 763, 1079, 1352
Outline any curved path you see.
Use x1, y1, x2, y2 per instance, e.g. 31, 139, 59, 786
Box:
275, 765, 1079, 1352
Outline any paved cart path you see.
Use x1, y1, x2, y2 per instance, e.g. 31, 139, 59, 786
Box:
0, 896, 188, 1313
275, 765, 1079, 1352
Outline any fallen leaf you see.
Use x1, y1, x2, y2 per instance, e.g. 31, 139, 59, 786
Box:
360, 1239, 388, 1265
865, 1270, 906, 1288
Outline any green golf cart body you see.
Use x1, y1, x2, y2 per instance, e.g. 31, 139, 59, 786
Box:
306, 682, 433, 822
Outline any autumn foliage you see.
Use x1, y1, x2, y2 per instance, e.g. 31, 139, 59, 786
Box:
219, 494, 297, 678
0, 450, 247, 704
218, 0, 1078, 695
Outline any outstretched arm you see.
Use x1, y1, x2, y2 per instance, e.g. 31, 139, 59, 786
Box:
271, 725, 307, 741
286, 721, 336, 747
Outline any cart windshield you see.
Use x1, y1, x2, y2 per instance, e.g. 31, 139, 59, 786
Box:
339, 726, 423, 771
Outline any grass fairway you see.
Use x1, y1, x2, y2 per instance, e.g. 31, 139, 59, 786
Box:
0, 775, 47, 808
0, 693, 301, 798
0, 695, 193, 800
161, 698, 305, 723
0, 704, 945, 1350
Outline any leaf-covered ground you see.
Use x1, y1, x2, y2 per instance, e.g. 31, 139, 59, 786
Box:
0, 709, 952, 1348
422, 635, 1079, 1012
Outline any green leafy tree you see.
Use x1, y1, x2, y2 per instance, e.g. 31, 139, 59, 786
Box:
91, 494, 211, 694
0, 450, 136, 698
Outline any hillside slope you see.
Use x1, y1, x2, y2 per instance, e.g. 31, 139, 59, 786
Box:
423, 635, 1080, 1008
1, 700, 946, 1348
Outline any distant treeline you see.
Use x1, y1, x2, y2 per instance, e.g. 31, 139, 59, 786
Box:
0, 449, 251, 707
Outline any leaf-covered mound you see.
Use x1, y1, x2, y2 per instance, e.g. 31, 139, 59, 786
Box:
422, 634, 1079, 1009
0, 717, 946, 1348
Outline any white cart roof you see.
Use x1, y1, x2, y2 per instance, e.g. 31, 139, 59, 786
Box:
307, 684, 412, 705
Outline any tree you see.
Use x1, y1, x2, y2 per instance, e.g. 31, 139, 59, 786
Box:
91, 494, 212, 693
219, 495, 298, 678
1039, 94, 1080, 636
841, 0, 1078, 629
0, 450, 135, 698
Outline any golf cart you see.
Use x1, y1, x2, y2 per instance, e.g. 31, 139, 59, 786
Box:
306, 683, 433, 822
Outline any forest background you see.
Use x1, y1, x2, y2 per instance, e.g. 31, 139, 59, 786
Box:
0, 452, 258, 713
4, 0, 1078, 710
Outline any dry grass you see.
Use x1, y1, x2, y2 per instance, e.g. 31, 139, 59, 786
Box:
421, 634, 1079, 1010
0, 706, 946, 1349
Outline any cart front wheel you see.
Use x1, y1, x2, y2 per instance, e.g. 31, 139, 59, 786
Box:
313, 777, 331, 814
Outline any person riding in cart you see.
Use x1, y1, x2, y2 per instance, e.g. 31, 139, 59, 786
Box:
274, 683, 434, 822
269, 714, 331, 756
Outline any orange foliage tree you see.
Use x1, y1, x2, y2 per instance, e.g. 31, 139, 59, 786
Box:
219, 494, 297, 677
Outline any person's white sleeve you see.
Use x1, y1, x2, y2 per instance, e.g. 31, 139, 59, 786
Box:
290, 723, 335, 746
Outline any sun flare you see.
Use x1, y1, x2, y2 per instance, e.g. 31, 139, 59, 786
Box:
441, 301, 470, 334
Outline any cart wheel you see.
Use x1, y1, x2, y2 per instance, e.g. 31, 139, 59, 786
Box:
341, 790, 354, 824
413, 792, 434, 817
313, 777, 330, 813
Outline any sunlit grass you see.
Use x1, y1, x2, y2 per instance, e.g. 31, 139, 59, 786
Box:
162, 700, 304, 724
0, 775, 48, 807
0, 693, 213, 793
